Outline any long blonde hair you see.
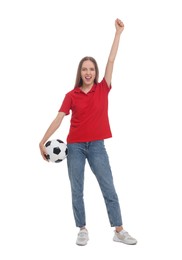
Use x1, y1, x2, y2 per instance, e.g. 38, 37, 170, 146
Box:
74, 56, 99, 88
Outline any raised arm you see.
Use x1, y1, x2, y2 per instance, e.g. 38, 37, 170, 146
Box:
104, 19, 124, 87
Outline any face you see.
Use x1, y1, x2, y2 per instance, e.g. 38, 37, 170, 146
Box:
81, 60, 96, 87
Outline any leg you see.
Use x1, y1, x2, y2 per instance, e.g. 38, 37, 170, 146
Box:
67, 143, 87, 227
87, 140, 123, 227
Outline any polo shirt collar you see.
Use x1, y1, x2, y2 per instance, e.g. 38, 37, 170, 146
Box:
74, 84, 96, 93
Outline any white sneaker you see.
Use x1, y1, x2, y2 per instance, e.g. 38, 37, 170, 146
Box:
113, 230, 137, 245
76, 229, 89, 246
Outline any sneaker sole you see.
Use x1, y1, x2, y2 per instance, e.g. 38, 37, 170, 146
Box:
76, 238, 89, 246
113, 236, 137, 245
76, 241, 88, 246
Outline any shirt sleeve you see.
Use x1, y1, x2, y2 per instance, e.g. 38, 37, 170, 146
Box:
58, 93, 72, 115
99, 78, 112, 92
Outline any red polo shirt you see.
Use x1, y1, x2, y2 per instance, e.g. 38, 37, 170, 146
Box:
58, 78, 112, 143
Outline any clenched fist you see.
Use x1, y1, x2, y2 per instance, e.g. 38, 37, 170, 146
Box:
115, 19, 124, 34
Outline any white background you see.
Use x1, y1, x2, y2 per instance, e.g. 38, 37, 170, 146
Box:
0, 0, 182, 259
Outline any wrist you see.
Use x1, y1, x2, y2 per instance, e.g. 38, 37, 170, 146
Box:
115, 31, 122, 36
39, 141, 45, 147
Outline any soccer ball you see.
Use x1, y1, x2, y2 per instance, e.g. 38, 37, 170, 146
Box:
45, 139, 68, 163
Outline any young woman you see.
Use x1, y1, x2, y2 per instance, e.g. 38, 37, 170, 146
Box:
39, 19, 137, 246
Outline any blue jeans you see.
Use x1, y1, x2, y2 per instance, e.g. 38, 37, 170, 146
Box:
67, 140, 123, 227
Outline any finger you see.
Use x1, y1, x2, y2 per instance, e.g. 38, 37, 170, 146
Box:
116, 18, 124, 27
43, 153, 49, 161
118, 20, 124, 27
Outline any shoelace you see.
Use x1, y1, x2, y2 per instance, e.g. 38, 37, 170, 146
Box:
78, 231, 87, 237
122, 231, 133, 239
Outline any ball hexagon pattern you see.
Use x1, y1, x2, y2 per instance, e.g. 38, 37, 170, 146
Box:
45, 139, 68, 163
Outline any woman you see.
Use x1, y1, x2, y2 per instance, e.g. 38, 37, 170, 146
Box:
39, 18, 137, 246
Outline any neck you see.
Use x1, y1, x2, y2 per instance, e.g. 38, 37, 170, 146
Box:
80, 84, 93, 93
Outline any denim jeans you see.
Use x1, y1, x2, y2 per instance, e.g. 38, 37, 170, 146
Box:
67, 140, 123, 227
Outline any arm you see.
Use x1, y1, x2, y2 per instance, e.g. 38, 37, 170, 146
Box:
39, 112, 65, 161
104, 19, 124, 87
